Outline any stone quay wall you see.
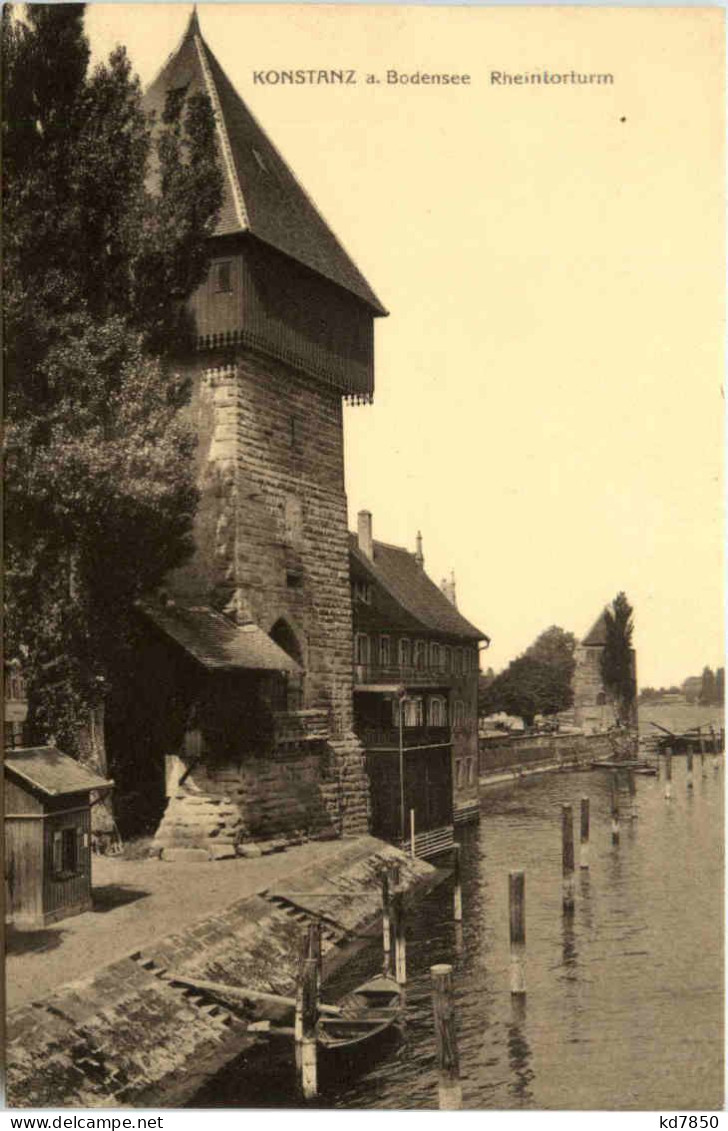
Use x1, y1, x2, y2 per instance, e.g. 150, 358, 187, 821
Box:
6, 840, 434, 1109
479, 732, 613, 778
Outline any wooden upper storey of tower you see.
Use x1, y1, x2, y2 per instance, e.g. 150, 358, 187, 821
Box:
144, 10, 385, 398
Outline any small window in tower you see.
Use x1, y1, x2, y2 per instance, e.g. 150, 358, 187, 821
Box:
214, 261, 233, 294
286, 568, 304, 590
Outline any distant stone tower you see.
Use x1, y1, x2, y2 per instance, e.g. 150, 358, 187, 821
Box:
572, 609, 638, 732
125, 11, 386, 854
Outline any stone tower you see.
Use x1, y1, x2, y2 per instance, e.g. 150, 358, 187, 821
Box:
135, 11, 386, 854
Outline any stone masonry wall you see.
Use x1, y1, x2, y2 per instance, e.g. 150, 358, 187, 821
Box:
6, 840, 434, 1108
165, 347, 370, 836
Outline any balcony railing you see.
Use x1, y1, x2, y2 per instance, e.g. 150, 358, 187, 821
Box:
353, 663, 457, 688
358, 725, 452, 750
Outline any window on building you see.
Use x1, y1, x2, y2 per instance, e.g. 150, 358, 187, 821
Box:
443, 646, 452, 673
453, 700, 465, 727
455, 759, 463, 787
399, 639, 411, 669
353, 580, 371, 605
52, 827, 81, 877
454, 648, 463, 675
431, 642, 441, 670
467, 758, 476, 786
213, 260, 233, 293
355, 633, 369, 666
286, 568, 303, 589
415, 641, 427, 671
429, 696, 447, 726
379, 635, 391, 668
404, 697, 424, 727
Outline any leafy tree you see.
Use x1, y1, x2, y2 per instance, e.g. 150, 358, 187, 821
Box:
600, 592, 637, 724
480, 626, 576, 726
525, 625, 576, 685
3, 5, 223, 753
699, 666, 717, 706
716, 667, 725, 706
481, 655, 570, 728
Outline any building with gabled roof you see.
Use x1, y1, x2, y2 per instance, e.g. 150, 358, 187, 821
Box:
350, 512, 489, 851
4, 747, 113, 926
572, 608, 637, 731
108, 10, 385, 854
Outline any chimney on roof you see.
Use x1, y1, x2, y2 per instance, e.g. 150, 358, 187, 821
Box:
415, 531, 424, 568
357, 510, 373, 561
440, 571, 458, 607
449, 570, 458, 608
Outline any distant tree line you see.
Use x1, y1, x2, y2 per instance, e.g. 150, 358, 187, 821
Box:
640, 666, 724, 706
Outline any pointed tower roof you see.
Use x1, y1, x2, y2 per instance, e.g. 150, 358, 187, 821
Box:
144, 10, 386, 315
582, 609, 609, 646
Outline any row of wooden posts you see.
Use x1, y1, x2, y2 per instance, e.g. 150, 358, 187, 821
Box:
664, 738, 721, 800
295, 746, 721, 1106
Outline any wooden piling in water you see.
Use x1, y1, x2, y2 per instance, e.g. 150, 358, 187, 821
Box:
687, 750, 694, 790
611, 772, 620, 845
508, 870, 526, 996
391, 888, 407, 985
561, 804, 575, 914
452, 844, 463, 922
580, 797, 590, 869
627, 769, 638, 819
665, 749, 673, 800
431, 964, 462, 1110
711, 726, 720, 770
410, 808, 416, 858
381, 870, 391, 968
700, 732, 707, 777
296, 956, 319, 1099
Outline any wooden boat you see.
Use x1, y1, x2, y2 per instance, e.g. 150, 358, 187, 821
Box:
590, 759, 657, 776
316, 973, 402, 1053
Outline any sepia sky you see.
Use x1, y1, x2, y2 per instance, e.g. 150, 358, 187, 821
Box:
85, 4, 724, 687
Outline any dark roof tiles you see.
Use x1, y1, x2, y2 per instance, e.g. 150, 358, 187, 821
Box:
143, 11, 386, 315
349, 534, 487, 641
582, 610, 609, 646
138, 600, 301, 673
5, 748, 113, 798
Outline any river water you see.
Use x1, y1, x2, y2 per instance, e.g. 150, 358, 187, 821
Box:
191, 758, 723, 1110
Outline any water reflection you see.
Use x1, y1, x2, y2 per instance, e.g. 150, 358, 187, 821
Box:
507, 995, 534, 1104
188, 762, 723, 1111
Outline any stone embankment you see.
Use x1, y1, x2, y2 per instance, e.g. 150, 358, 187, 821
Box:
6, 837, 435, 1109
479, 732, 613, 784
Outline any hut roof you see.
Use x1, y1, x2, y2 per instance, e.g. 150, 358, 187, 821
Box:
138, 600, 301, 673
143, 9, 386, 315
349, 534, 488, 642
582, 610, 609, 646
5, 748, 113, 798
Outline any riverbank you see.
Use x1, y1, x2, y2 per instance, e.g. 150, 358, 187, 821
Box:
5, 836, 437, 1108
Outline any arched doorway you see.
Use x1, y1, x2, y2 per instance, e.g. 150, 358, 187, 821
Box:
270, 619, 304, 710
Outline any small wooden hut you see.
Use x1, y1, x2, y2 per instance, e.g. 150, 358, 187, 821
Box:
4, 746, 113, 927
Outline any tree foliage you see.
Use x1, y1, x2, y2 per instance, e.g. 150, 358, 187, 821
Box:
480, 626, 576, 727
2, 4, 223, 751
599, 592, 636, 724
